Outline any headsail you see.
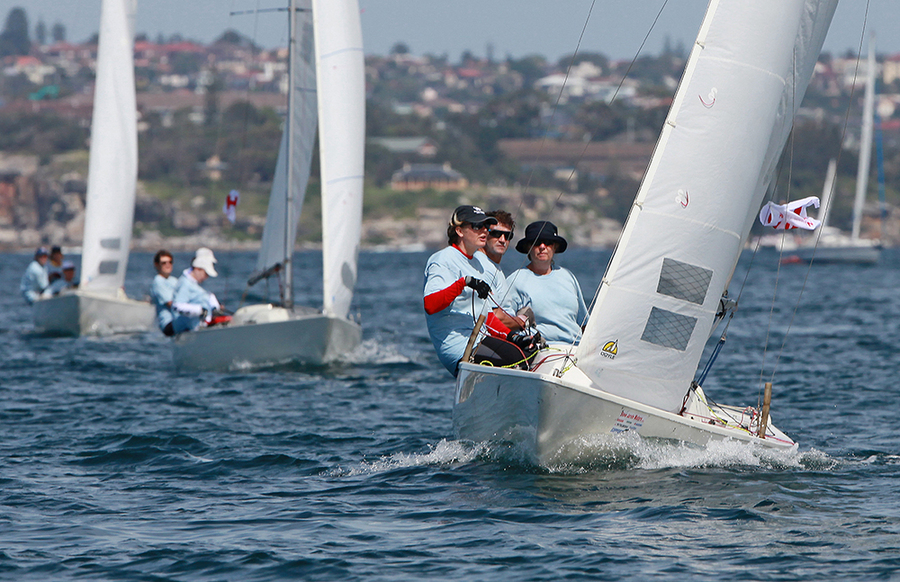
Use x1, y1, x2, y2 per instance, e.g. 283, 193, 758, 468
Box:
80, 0, 138, 292
255, 0, 318, 283
313, 0, 365, 319
576, 0, 838, 411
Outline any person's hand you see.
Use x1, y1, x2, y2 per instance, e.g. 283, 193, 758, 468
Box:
464, 276, 491, 299
507, 328, 542, 353
200, 307, 208, 319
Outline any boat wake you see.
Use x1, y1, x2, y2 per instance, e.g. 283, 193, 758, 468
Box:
338, 338, 413, 365
332, 439, 489, 477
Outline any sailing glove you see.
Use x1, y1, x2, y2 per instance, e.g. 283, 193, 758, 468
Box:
464, 276, 491, 299
507, 328, 542, 354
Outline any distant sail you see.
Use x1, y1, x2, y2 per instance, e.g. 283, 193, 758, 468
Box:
80, 0, 138, 291
314, 0, 365, 319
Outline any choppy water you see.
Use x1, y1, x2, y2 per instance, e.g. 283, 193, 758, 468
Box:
2, 248, 900, 581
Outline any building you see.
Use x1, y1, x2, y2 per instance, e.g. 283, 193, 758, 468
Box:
390, 162, 468, 191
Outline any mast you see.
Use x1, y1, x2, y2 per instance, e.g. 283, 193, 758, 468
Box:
283, 0, 298, 309
851, 35, 875, 241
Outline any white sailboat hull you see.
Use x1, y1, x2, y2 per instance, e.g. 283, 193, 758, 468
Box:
789, 243, 881, 264
172, 305, 361, 372
32, 289, 155, 337
454, 355, 795, 466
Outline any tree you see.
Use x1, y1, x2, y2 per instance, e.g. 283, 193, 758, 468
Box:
51, 22, 65, 43
389, 42, 410, 55
0, 7, 30, 57
34, 19, 45, 46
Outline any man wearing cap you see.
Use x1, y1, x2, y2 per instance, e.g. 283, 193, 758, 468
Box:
171, 249, 222, 334
45, 261, 79, 296
506, 221, 588, 344
150, 249, 177, 336
423, 205, 502, 375
20, 247, 50, 305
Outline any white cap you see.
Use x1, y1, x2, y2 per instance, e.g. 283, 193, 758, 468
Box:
192, 253, 218, 277
194, 247, 216, 261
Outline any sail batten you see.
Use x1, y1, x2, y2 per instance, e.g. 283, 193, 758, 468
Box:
80, 0, 138, 292
576, 0, 838, 412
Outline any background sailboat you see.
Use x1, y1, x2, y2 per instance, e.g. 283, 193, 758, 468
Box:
790, 35, 882, 264
453, 0, 838, 464
32, 0, 154, 336
173, 0, 364, 372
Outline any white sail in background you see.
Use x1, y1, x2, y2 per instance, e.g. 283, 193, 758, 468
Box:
819, 158, 838, 228
256, 0, 318, 276
313, 0, 365, 319
576, 0, 838, 411
80, 0, 138, 291
851, 38, 876, 241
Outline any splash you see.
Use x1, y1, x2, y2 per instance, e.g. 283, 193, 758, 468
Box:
337, 338, 413, 365
333, 439, 488, 477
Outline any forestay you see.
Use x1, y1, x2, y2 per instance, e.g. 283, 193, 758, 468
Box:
314, 0, 365, 319
80, 0, 138, 292
256, 0, 317, 278
576, 0, 838, 411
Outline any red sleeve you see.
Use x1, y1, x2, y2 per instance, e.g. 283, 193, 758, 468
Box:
485, 311, 511, 339
424, 277, 467, 315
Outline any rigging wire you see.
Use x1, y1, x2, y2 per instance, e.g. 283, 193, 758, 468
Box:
496, 0, 672, 361
764, 0, 871, 391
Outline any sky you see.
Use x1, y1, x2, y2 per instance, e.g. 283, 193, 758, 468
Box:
2, 0, 897, 62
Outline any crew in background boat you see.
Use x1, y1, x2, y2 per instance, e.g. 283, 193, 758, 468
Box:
507, 221, 588, 344
150, 249, 177, 337
46, 246, 64, 285
45, 261, 79, 296
20, 247, 50, 305
171, 249, 223, 334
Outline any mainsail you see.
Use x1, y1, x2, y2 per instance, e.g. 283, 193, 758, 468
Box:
313, 0, 365, 319
255, 0, 318, 286
80, 0, 138, 291
576, 0, 838, 411
851, 37, 876, 241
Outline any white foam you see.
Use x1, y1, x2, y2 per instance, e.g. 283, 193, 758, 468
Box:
334, 439, 488, 477
337, 338, 412, 365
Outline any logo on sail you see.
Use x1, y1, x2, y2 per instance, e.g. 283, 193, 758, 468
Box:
675, 189, 689, 208
699, 87, 717, 108
601, 340, 618, 359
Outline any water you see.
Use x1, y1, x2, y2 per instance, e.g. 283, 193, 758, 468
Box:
2, 248, 900, 581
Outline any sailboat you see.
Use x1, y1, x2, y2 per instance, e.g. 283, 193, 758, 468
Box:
453, 0, 838, 464
172, 0, 364, 372
789, 35, 882, 265
32, 0, 154, 336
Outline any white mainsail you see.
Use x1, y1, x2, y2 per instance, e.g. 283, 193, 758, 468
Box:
851, 37, 876, 241
80, 0, 138, 292
576, 0, 838, 411
819, 158, 838, 228
255, 0, 318, 284
313, 0, 365, 319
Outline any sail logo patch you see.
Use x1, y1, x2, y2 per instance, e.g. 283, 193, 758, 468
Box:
612, 409, 644, 434
699, 87, 717, 108
601, 340, 618, 359
675, 189, 689, 208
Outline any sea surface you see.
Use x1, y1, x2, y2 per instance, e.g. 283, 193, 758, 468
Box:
2, 247, 900, 581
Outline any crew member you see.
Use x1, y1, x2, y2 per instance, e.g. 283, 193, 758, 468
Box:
150, 250, 177, 336
20, 247, 49, 305
171, 249, 222, 334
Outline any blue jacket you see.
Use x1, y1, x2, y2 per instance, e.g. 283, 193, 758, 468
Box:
150, 274, 178, 332
20, 260, 49, 305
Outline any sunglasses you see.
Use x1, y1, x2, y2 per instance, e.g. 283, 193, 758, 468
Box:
488, 229, 513, 241
467, 221, 491, 231
158, 259, 173, 265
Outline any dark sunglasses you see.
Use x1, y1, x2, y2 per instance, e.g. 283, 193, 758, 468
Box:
467, 221, 491, 231
488, 229, 514, 241
157, 259, 173, 265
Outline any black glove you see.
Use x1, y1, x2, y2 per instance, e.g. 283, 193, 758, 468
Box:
200, 307, 208, 319
507, 328, 541, 354
464, 276, 491, 299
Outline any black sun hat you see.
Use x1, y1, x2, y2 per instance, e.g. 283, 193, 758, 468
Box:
515, 220, 568, 254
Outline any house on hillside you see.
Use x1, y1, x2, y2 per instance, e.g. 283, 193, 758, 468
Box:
390, 162, 468, 191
